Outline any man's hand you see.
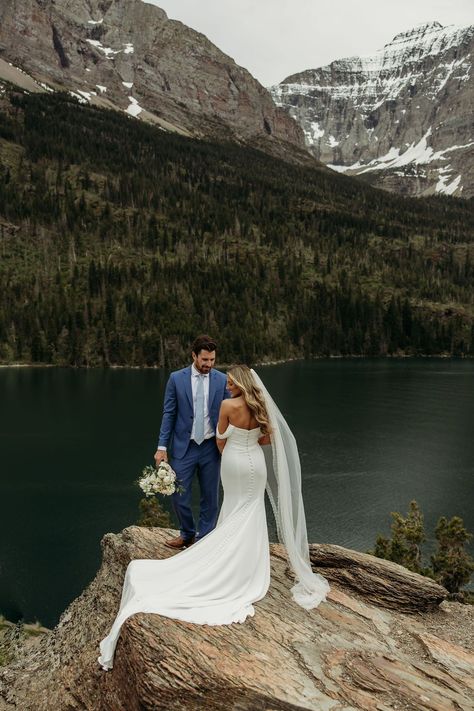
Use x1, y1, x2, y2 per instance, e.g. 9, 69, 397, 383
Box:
154, 449, 168, 467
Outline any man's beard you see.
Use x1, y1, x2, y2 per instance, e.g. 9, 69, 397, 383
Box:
198, 365, 212, 373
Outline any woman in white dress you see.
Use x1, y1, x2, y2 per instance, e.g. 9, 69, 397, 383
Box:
98, 365, 329, 671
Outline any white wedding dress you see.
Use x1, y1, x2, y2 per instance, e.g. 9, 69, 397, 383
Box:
98, 423, 271, 671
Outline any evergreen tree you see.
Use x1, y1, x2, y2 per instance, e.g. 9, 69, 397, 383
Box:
137, 497, 172, 528
371, 500, 427, 574
371, 502, 474, 599
431, 516, 474, 596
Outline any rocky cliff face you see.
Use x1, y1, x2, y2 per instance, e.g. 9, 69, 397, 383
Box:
1, 526, 474, 711
270, 22, 474, 197
0, 0, 308, 161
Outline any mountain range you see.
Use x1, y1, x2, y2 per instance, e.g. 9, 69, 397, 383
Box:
1, 4, 472, 198
270, 22, 474, 198
0, 1, 473, 366
0, 0, 308, 163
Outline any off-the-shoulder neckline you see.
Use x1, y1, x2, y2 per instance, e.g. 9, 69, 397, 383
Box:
217, 423, 261, 436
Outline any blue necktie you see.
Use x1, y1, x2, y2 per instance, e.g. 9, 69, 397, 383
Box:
194, 375, 205, 445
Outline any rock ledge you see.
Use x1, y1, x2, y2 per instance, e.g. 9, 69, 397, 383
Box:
1, 526, 473, 711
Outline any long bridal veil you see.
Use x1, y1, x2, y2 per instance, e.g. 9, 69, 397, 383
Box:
251, 369, 330, 608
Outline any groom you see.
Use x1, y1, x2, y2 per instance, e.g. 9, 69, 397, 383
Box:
154, 335, 229, 549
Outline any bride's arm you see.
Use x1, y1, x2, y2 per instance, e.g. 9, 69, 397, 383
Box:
258, 433, 271, 446
216, 401, 230, 454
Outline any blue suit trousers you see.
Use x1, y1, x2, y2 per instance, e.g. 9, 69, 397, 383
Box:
171, 438, 221, 542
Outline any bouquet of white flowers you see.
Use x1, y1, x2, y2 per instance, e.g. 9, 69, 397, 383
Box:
137, 462, 181, 497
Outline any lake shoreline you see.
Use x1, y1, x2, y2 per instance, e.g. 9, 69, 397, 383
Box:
0, 353, 472, 370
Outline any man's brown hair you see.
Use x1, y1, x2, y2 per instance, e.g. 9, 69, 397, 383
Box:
192, 335, 217, 356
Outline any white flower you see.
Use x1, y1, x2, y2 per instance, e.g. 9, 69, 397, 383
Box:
137, 463, 180, 497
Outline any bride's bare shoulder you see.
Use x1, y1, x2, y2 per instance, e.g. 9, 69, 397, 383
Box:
221, 397, 242, 414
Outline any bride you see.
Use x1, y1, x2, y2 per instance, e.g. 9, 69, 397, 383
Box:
98, 365, 329, 670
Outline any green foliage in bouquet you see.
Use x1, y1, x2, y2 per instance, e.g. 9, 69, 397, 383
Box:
135, 462, 180, 529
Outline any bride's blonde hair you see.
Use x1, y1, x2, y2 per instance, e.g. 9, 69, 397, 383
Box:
227, 365, 271, 436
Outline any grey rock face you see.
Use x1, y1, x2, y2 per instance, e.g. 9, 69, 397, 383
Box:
2, 527, 474, 711
270, 22, 474, 197
0, 0, 307, 159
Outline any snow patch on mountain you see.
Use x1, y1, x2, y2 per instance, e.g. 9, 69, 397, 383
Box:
86, 39, 121, 58
271, 21, 474, 197
303, 121, 324, 143
126, 97, 143, 117
69, 91, 88, 104
329, 138, 474, 174
360, 129, 436, 172
77, 90, 97, 101
436, 172, 462, 195
272, 24, 473, 119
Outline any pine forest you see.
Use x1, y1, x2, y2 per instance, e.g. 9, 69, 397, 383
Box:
0, 87, 473, 367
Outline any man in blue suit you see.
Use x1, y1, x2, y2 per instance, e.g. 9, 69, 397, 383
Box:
154, 335, 229, 549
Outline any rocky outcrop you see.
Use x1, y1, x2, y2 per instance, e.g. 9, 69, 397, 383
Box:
0, 0, 309, 163
309, 543, 447, 612
1, 526, 474, 711
270, 22, 474, 197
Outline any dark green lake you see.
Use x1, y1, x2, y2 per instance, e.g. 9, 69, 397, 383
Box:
1, 359, 473, 628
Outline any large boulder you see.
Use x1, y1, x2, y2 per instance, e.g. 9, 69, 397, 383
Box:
1, 526, 473, 711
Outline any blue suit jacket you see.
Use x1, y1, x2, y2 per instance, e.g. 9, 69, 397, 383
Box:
158, 366, 229, 459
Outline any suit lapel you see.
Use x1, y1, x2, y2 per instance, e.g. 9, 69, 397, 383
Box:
208, 369, 218, 411
183, 366, 193, 409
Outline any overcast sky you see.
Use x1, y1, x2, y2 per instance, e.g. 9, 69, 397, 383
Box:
144, 0, 473, 86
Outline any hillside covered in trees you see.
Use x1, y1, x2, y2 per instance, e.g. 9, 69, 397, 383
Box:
0, 85, 473, 367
